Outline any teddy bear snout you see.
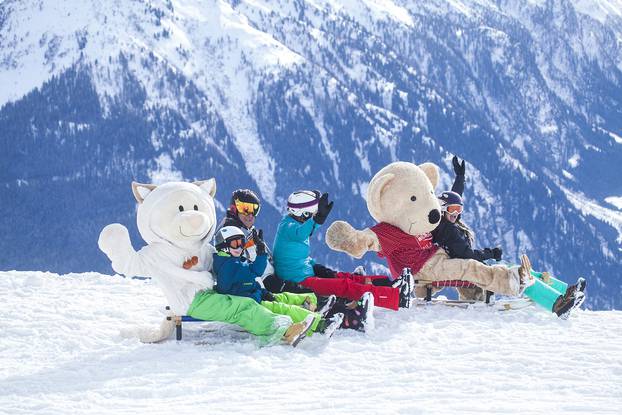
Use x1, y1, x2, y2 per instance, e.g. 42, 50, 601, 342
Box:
177, 212, 209, 237
428, 209, 440, 224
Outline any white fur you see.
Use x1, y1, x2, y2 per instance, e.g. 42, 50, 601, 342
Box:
99, 180, 218, 316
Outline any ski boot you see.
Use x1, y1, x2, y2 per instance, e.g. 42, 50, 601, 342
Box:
317, 294, 337, 317
552, 290, 585, 320
393, 267, 414, 308
341, 292, 374, 332
317, 313, 344, 338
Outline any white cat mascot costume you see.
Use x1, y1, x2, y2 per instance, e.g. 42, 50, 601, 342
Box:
98, 180, 294, 345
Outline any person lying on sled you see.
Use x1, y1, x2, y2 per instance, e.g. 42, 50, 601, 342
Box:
212, 225, 343, 338
272, 189, 414, 311
433, 156, 585, 319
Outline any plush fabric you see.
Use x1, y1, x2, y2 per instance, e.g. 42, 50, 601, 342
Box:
98, 180, 219, 315
326, 162, 520, 296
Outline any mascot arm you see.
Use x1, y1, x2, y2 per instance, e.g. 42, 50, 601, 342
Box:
326, 221, 380, 259
164, 264, 215, 290
98, 223, 149, 277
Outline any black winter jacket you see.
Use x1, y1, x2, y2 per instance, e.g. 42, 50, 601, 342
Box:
431, 173, 495, 263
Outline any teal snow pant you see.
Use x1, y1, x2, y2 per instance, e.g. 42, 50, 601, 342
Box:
261, 292, 321, 334
485, 260, 568, 312
186, 290, 292, 346
523, 270, 569, 312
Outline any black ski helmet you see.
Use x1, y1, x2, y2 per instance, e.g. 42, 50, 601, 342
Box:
230, 189, 261, 215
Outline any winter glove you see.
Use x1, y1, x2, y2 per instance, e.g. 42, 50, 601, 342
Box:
253, 229, 267, 256
492, 247, 503, 261
261, 290, 276, 302
452, 155, 466, 177
314, 192, 334, 225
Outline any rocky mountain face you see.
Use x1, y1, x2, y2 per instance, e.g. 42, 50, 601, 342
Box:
1, 0, 621, 308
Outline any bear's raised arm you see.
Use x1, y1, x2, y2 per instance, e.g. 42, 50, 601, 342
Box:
325, 220, 380, 259
98, 223, 147, 277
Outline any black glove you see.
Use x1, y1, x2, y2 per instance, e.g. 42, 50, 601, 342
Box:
452, 155, 466, 177
261, 290, 276, 302
314, 192, 334, 225
492, 247, 503, 261
253, 228, 267, 256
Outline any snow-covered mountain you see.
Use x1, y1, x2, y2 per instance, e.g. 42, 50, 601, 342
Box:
1, 0, 621, 308
2, 270, 621, 413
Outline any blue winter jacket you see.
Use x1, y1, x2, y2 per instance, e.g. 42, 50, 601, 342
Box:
272, 215, 319, 283
212, 252, 268, 303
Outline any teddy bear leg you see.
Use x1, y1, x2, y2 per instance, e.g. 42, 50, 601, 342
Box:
418, 250, 519, 296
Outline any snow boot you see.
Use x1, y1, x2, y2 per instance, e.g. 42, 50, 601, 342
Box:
393, 267, 414, 308
317, 313, 344, 339
564, 277, 587, 310
341, 292, 374, 332
317, 294, 337, 317
552, 291, 585, 320
283, 314, 315, 347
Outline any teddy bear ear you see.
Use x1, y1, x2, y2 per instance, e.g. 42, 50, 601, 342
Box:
131, 181, 158, 204
194, 178, 217, 198
418, 163, 439, 189
367, 173, 395, 221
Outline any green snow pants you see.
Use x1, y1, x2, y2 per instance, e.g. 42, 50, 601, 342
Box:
272, 292, 318, 308
261, 293, 322, 334
187, 290, 291, 346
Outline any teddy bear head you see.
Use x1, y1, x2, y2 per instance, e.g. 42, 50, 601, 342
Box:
366, 161, 442, 235
131, 179, 217, 248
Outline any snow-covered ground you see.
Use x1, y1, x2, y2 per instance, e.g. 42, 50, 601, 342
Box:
1, 270, 621, 414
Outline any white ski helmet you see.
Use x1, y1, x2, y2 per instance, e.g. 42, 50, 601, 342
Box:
215, 226, 246, 251
287, 190, 320, 219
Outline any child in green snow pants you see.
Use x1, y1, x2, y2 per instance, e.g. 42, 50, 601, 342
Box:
186, 290, 293, 346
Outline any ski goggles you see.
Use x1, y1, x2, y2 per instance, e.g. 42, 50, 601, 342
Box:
228, 238, 245, 249
234, 199, 260, 216
443, 204, 463, 215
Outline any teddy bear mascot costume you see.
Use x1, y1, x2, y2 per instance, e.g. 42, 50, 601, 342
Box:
326, 161, 531, 298
98, 179, 304, 345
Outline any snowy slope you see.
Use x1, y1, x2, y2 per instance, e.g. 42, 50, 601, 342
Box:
1, 0, 622, 309
1, 270, 621, 414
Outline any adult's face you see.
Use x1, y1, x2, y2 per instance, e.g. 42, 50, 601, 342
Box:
238, 212, 256, 229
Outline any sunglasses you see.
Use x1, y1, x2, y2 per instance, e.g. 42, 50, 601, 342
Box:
445, 204, 463, 215
235, 199, 260, 216
228, 238, 244, 249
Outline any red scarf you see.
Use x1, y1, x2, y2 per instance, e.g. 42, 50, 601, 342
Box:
370, 222, 438, 279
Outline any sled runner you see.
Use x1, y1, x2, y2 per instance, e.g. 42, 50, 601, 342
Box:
413, 279, 532, 311
415, 279, 495, 303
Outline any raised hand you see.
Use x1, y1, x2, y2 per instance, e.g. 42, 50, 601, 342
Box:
253, 228, 267, 255
452, 155, 466, 176
314, 192, 334, 225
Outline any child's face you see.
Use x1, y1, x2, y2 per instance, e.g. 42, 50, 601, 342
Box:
229, 246, 244, 257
